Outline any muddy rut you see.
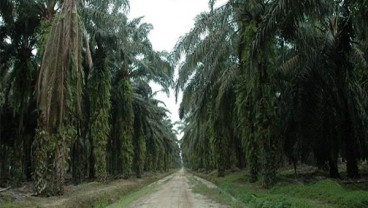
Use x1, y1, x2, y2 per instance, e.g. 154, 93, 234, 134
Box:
125, 169, 228, 208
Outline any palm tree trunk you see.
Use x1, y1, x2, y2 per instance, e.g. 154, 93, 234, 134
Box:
216, 136, 227, 177
0, 146, 9, 186
24, 134, 33, 181
89, 46, 111, 181
344, 114, 359, 178
135, 133, 146, 178
34, 0, 83, 195
336, 0, 360, 178
247, 120, 259, 183
89, 135, 96, 179
328, 159, 340, 178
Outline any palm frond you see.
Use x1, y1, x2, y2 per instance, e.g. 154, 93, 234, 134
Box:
37, 0, 83, 130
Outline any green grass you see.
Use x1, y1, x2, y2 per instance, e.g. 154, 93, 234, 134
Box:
192, 170, 368, 208
106, 183, 157, 208
187, 175, 246, 208
106, 174, 174, 208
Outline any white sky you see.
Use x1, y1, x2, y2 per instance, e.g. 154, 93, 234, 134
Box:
128, 0, 226, 136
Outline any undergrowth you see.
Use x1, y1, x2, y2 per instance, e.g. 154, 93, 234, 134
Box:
0, 171, 175, 208
193, 167, 368, 208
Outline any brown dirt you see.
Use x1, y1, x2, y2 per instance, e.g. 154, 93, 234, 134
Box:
125, 169, 228, 208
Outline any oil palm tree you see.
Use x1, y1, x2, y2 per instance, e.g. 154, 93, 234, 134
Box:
0, 0, 41, 185
83, 0, 129, 182
105, 15, 174, 178
0, 0, 179, 196
34, 0, 87, 195
174, 2, 244, 176
251, 0, 368, 179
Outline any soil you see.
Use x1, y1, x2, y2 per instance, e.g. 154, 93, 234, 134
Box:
125, 169, 228, 208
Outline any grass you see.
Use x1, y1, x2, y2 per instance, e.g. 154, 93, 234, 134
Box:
0, 171, 175, 208
192, 167, 368, 208
188, 175, 247, 208
106, 173, 173, 207
105, 182, 157, 208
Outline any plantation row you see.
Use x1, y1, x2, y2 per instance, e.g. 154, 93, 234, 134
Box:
0, 0, 180, 196
178, 0, 368, 187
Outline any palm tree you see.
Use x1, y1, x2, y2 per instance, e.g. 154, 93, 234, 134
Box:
132, 81, 179, 174
0, 0, 41, 185
34, 0, 87, 195
174, 2, 244, 176
234, 0, 281, 187
83, 0, 129, 182
254, 0, 368, 179
179, 0, 368, 188
104, 15, 174, 178
0, 0, 179, 196
234, 0, 368, 182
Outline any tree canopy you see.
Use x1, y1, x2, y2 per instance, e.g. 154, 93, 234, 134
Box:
1, 0, 368, 197
0, 0, 179, 196
177, 0, 368, 187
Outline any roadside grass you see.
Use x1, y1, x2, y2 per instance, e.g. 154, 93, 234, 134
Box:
0, 171, 175, 208
188, 175, 246, 208
105, 183, 157, 208
192, 166, 368, 208
106, 173, 174, 208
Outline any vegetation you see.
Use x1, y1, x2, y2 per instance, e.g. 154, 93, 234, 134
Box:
107, 173, 173, 208
188, 175, 246, 208
1, 0, 368, 206
0, 0, 179, 197
0, 171, 174, 208
192, 169, 368, 208
177, 0, 368, 188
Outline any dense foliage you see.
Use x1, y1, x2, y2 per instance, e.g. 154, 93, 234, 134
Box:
1, 0, 368, 198
0, 0, 179, 196
177, 0, 368, 188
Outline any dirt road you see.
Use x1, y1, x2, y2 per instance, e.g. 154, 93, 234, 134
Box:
125, 169, 228, 208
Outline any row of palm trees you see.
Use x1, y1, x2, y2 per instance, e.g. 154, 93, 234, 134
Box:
0, 0, 180, 196
177, 0, 368, 188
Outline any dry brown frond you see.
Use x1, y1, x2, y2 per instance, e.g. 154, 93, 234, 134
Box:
37, 0, 83, 132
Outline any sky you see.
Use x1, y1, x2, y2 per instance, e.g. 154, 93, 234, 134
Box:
128, 0, 222, 134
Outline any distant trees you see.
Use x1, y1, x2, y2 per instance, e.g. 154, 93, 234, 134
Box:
0, 0, 179, 196
177, 0, 368, 188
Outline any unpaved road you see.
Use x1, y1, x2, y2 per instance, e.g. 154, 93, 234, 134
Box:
125, 169, 228, 208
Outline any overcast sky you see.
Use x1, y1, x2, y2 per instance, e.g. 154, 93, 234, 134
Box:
128, 0, 225, 136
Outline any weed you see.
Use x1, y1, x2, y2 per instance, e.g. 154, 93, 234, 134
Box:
192, 170, 368, 208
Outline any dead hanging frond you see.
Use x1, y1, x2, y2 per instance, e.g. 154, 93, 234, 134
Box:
352, 45, 367, 68
84, 31, 93, 70
280, 54, 300, 74
37, 0, 84, 131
